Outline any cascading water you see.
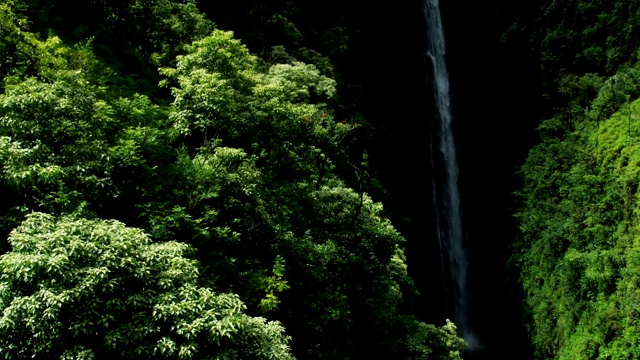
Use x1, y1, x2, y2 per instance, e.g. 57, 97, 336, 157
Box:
423, 0, 478, 348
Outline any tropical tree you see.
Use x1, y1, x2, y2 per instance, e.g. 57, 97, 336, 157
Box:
156, 29, 464, 359
0, 212, 293, 359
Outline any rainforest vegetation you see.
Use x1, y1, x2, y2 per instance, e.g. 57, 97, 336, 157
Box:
509, 0, 640, 358
0, 0, 467, 358
4, 0, 640, 359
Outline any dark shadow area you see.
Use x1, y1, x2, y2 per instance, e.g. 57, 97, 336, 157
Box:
443, 0, 539, 358
200, 0, 541, 357
359, 0, 540, 358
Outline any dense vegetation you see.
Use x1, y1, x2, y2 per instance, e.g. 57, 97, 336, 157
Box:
510, 0, 640, 358
0, 0, 467, 358
10, 0, 640, 358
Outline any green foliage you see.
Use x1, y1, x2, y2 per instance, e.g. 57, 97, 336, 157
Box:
163, 29, 338, 150
3, 0, 214, 98
0, 213, 293, 359
155, 29, 459, 359
515, 76, 640, 358
402, 319, 465, 360
0, 68, 170, 218
503, 0, 640, 124
532, 0, 640, 75
0, 4, 465, 358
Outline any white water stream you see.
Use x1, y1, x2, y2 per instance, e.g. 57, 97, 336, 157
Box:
423, 0, 478, 348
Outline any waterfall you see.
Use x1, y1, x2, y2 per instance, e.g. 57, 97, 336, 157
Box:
423, 0, 476, 347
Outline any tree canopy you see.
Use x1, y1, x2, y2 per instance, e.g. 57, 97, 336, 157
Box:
0, 0, 465, 358
0, 213, 293, 359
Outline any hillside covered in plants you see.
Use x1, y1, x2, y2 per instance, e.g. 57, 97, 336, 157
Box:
510, 0, 640, 358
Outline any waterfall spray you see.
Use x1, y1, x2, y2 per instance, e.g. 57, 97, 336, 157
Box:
423, 0, 478, 348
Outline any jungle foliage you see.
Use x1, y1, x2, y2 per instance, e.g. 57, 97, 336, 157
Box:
512, 0, 640, 358
0, 0, 465, 358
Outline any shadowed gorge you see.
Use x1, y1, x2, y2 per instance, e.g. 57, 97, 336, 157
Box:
423, 0, 475, 346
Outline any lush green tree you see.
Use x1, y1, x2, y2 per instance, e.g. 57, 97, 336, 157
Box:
0, 17, 176, 246
0, 212, 293, 359
0, 2, 466, 358
156, 29, 463, 358
5, 0, 214, 98
0, 67, 172, 238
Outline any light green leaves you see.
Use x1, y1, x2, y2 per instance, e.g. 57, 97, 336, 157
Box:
0, 213, 293, 359
262, 62, 337, 102
516, 86, 640, 357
